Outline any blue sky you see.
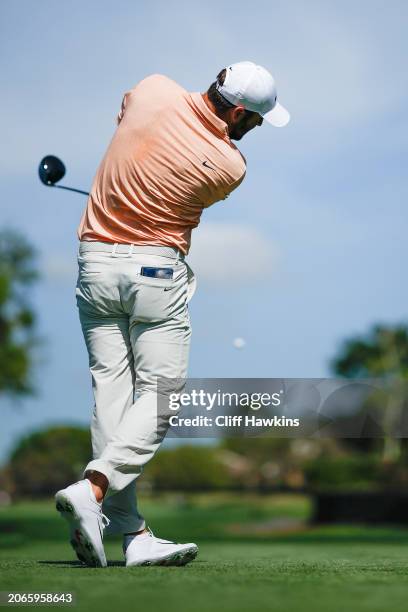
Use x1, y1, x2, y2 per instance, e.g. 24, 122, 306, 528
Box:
1, 0, 407, 462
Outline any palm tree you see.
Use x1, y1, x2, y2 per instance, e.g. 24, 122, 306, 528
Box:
331, 324, 408, 462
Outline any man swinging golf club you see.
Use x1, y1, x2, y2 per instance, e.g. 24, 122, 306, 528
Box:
55, 61, 290, 567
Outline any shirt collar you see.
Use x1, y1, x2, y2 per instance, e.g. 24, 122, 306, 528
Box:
189, 92, 230, 140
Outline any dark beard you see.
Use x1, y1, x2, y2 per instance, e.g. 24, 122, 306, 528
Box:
229, 113, 254, 140
229, 125, 245, 140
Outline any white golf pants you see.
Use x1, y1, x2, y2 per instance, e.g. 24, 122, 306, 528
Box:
75, 241, 195, 535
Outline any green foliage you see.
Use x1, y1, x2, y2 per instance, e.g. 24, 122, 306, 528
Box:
221, 437, 292, 463
304, 454, 383, 492
331, 323, 408, 378
0, 228, 40, 398
144, 445, 232, 491
330, 323, 408, 461
5, 426, 92, 498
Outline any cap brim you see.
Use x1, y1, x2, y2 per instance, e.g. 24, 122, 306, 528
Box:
263, 101, 290, 127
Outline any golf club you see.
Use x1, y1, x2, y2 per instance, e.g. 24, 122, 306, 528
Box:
38, 155, 89, 196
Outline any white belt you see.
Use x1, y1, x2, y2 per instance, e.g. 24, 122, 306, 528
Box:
79, 240, 185, 261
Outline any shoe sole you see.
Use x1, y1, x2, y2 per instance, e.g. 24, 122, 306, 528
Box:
55, 492, 107, 568
127, 545, 198, 567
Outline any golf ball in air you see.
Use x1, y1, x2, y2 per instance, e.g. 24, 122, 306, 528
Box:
233, 337, 246, 349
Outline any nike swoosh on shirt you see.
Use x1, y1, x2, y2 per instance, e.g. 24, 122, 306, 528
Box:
202, 161, 216, 171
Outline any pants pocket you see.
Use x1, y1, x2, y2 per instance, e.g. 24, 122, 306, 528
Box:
133, 282, 174, 322
132, 266, 188, 323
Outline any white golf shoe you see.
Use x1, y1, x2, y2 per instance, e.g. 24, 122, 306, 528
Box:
55, 479, 110, 568
124, 528, 198, 567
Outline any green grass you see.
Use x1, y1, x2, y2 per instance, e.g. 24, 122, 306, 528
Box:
1, 493, 408, 612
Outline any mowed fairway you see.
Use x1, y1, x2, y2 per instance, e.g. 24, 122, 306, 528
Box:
1, 494, 408, 612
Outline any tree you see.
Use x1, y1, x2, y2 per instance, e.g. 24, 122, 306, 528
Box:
0, 228, 40, 398
4, 426, 92, 498
331, 323, 408, 462
144, 445, 231, 491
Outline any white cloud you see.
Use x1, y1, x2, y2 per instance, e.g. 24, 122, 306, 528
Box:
188, 222, 281, 285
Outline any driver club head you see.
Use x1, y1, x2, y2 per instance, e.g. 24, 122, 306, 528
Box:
38, 155, 66, 186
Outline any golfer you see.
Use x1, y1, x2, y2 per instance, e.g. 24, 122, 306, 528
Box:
55, 61, 290, 567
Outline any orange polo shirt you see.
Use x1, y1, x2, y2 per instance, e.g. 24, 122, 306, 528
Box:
77, 74, 246, 255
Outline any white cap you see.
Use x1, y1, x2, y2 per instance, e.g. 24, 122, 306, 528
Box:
215, 61, 290, 127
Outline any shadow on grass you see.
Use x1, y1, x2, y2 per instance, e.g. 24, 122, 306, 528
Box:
37, 560, 207, 568
38, 560, 126, 568
38, 560, 83, 567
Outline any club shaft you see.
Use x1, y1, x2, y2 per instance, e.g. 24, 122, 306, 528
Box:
54, 184, 90, 196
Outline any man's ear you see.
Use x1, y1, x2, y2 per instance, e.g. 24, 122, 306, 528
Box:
229, 105, 246, 122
